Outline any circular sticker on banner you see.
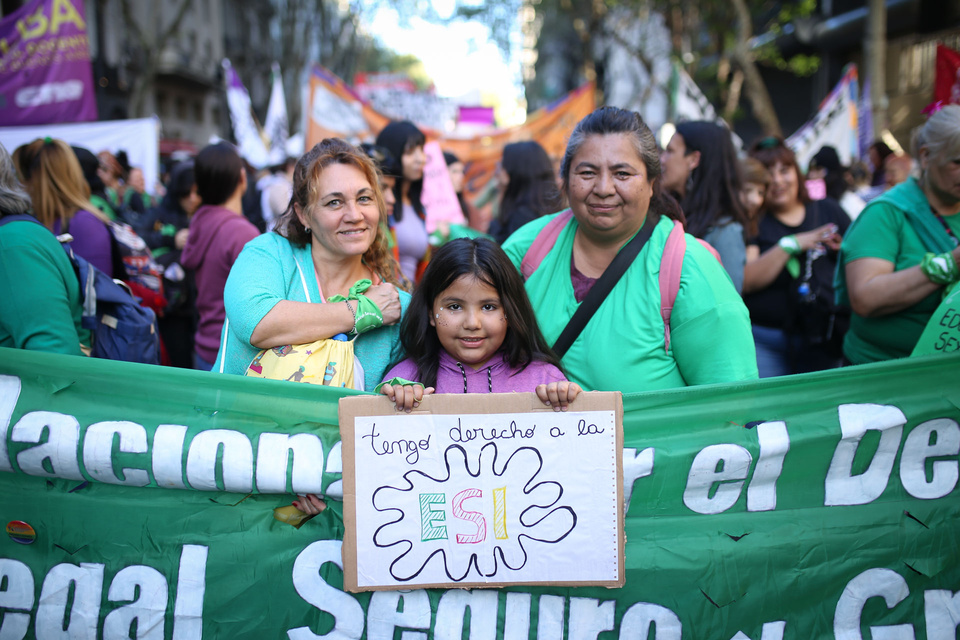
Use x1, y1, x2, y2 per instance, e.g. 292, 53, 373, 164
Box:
6, 521, 36, 545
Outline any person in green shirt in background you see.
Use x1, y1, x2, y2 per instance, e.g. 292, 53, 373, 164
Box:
837, 105, 960, 364
0, 142, 85, 356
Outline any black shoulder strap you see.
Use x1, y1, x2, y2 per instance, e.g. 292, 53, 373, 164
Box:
552, 219, 656, 358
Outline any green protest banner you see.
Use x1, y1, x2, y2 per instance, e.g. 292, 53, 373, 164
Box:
0, 346, 958, 639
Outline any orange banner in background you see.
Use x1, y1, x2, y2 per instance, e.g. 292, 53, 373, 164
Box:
306, 65, 595, 230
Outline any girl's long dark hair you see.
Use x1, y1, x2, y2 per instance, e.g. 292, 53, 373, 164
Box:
397, 237, 563, 388
673, 121, 749, 239
497, 141, 563, 229
375, 121, 426, 223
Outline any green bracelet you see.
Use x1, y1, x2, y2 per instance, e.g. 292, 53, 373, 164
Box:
920, 251, 960, 285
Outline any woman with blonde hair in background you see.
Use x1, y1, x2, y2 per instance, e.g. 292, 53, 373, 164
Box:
15, 138, 115, 277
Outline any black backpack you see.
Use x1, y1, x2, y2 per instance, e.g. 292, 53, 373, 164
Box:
0, 214, 160, 365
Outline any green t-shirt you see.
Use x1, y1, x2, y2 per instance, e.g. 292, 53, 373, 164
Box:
0, 219, 85, 355
503, 213, 758, 393
840, 182, 960, 364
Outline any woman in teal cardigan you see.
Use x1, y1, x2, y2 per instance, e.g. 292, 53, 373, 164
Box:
216, 139, 410, 390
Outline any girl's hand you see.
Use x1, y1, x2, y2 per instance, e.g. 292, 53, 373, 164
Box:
380, 382, 435, 412
536, 381, 582, 412
365, 283, 402, 326
292, 494, 326, 515
796, 223, 841, 252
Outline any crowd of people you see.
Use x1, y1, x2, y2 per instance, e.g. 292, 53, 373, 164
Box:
2, 104, 959, 403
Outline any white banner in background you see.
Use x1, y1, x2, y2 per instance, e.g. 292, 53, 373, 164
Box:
0, 117, 160, 194
223, 58, 270, 169
263, 63, 289, 166
787, 65, 860, 171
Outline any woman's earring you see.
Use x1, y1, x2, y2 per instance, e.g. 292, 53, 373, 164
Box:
304, 227, 311, 234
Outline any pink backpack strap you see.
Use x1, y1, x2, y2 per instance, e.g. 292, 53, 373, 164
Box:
697, 238, 722, 263
520, 210, 574, 279
659, 220, 687, 353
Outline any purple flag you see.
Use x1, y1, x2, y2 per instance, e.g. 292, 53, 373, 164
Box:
0, 0, 97, 126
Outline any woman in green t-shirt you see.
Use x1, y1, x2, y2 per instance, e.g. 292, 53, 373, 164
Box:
502, 107, 757, 393
838, 105, 960, 364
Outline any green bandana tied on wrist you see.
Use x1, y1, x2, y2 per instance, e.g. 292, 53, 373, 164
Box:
778, 235, 802, 279
328, 279, 384, 336
920, 251, 960, 285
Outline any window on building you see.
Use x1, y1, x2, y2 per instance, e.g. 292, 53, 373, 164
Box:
176, 97, 187, 120
192, 100, 204, 124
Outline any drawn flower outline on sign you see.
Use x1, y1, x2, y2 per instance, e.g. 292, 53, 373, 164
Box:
372, 442, 577, 582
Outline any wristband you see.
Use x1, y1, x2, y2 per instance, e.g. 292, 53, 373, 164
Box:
778, 235, 802, 255
353, 294, 384, 334
920, 251, 960, 285
329, 279, 384, 336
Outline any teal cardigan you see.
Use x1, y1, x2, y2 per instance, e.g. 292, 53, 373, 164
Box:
215, 232, 409, 390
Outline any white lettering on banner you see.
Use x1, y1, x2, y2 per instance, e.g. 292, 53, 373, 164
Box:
83, 421, 150, 486
924, 590, 960, 640
538, 594, 566, 638
12, 411, 84, 480
153, 424, 188, 489
103, 566, 168, 639
434, 590, 498, 640
257, 433, 325, 494
0, 545, 207, 640
0, 375, 21, 473
825, 404, 907, 506
684, 444, 753, 514
0, 559, 34, 639
36, 562, 104, 639
899, 419, 960, 500
173, 545, 208, 640
502, 592, 532, 640
324, 440, 343, 499
747, 422, 790, 512
623, 447, 655, 511
185, 429, 253, 492
569, 597, 616, 639
366, 590, 431, 639
834, 568, 915, 640
618, 602, 682, 639
289, 540, 365, 639
15, 81, 85, 108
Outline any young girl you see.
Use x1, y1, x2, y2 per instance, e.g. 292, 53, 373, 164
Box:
293, 238, 580, 517
378, 237, 581, 412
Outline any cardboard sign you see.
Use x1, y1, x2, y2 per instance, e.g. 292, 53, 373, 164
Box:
340, 392, 624, 592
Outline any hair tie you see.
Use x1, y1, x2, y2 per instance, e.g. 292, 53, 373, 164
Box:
43, 136, 53, 144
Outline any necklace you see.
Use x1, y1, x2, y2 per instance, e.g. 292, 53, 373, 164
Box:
930, 205, 959, 247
